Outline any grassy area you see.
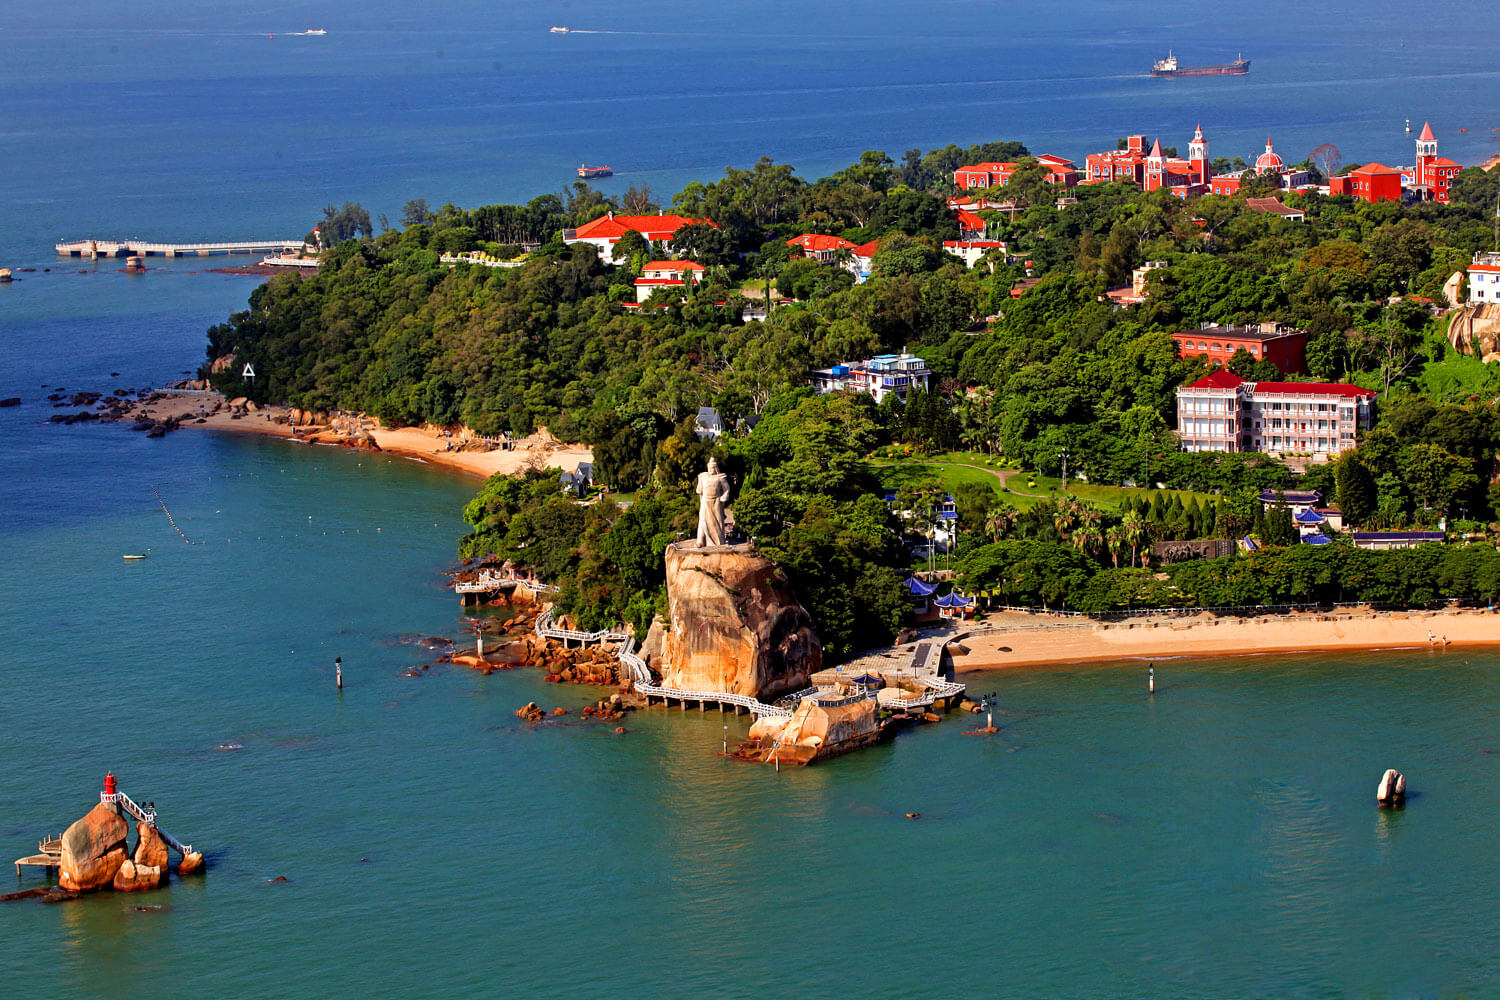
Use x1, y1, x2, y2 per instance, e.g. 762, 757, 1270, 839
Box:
868, 450, 1217, 511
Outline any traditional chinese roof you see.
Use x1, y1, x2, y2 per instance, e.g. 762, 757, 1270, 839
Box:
933, 592, 973, 608
1258, 490, 1322, 504
903, 576, 938, 597
1301, 533, 1332, 545
1295, 509, 1327, 524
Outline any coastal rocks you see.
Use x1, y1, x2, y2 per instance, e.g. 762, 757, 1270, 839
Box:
58, 802, 129, 892
515, 702, 547, 722
657, 542, 821, 702
177, 852, 205, 875
747, 694, 880, 766
1377, 768, 1407, 806
0, 397, 20, 408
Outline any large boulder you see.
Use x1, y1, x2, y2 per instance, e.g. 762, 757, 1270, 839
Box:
114, 823, 170, 891
58, 802, 128, 892
749, 693, 880, 765
658, 542, 821, 702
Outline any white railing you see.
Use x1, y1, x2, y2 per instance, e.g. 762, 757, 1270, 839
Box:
456, 569, 558, 594
635, 680, 794, 719
102, 790, 192, 856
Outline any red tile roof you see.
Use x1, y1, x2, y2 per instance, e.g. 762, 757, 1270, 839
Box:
1184, 370, 1375, 397
849, 239, 881, 259
954, 208, 986, 229
640, 259, 705, 271
1351, 163, 1401, 177
573, 213, 713, 240
787, 234, 855, 253
1188, 370, 1246, 389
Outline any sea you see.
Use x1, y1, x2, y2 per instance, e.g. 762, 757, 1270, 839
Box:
5, 1, 1500, 995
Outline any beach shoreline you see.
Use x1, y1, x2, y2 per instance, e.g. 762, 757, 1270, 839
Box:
123, 390, 593, 482
947, 606, 1500, 673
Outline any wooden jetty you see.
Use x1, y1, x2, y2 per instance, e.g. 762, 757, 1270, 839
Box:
13, 836, 62, 876
56, 238, 305, 259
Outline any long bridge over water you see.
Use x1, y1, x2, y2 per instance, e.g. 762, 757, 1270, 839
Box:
56, 238, 306, 259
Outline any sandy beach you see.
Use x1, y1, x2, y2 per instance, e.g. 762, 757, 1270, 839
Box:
951, 607, 1500, 672
129, 390, 593, 481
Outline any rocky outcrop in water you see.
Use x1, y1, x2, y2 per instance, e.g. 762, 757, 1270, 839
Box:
657, 542, 820, 702
1377, 768, 1407, 806
113, 823, 169, 892
58, 802, 129, 892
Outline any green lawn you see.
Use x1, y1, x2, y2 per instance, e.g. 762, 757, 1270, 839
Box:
868, 451, 1217, 512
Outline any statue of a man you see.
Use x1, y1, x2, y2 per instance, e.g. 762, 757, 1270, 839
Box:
695, 457, 731, 547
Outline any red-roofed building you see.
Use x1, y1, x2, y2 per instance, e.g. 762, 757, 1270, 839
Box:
1172, 321, 1309, 374
1413, 121, 1463, 202
953, 157, 1079, 191
1329, 164, 1403, 203
942, 240, 1007, 268
565, 212, 714, 261
633, 260, 705, 302
787, 233, 856, 261
1083, 128, 1211, 193
1175, 371, 1375, 456
1466, 251, 1500, 303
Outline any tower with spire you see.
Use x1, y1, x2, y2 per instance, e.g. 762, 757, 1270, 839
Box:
1144, 138, 1166, 191
1187, 124, 1210, 185
1412, 122, 1461, 202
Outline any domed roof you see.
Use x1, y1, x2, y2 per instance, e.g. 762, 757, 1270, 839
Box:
1255, 138, 1284, 171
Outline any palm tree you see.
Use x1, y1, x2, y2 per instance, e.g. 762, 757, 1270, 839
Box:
1121, 510, 1148, 568
1105, 524, 1128, 568
985, 507, 1016, 543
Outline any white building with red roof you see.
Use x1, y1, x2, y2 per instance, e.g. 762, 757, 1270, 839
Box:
564, 211, 714, 262
1175, 370, 1375, 456
633, 260, 705, 302
942, 240, 1007, 268
787, 233, 856, 262
1467, 252, 1500, 303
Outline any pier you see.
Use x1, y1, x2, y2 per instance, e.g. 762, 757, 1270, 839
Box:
56, 238, 306, 259
13, 836, 62, 876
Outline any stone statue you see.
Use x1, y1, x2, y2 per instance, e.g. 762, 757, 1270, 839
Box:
695, 458, 731, 547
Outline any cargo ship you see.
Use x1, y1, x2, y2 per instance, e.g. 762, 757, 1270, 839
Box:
1151, 52, 1250, 77
577, 165, 612, 179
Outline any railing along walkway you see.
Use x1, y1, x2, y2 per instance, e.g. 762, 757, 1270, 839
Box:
102, 791, 193, 856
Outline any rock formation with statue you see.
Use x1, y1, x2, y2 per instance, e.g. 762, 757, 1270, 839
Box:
646, 460, 821, 702
654, 540, 822, 703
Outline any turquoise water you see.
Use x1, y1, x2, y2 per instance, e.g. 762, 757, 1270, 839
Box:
9, 1, 1500, 993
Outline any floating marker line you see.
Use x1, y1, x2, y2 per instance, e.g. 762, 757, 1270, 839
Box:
151, 484, 195, 544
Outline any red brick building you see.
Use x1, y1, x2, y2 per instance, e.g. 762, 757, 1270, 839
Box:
953, 155, 1079, 190
1172, 322, 1309, 374
1330, 163, 1403, 203
1082, 128, 1211, 195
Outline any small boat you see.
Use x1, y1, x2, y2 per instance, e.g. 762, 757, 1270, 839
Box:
123, 553, 147, 561
302, 28, 327, 35
577, 164, 612, 179
550, 26, 571, 33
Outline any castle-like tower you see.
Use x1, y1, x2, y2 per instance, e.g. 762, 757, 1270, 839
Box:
1415, 121, 1437, 187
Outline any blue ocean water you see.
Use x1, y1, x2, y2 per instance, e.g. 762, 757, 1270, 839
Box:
7, 2, 1500, 995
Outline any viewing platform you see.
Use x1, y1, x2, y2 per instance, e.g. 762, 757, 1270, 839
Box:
56, 238, 306, 259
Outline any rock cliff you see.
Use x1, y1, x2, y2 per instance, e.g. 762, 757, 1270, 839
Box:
657, 542, 821, 702
113, 822, 170, 892
58, 802, 129, 892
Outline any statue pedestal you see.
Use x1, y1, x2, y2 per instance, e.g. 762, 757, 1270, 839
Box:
656, 542, 821, 702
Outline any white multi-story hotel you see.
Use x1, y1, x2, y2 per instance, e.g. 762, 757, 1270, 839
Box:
1175, 370, 1375, 456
